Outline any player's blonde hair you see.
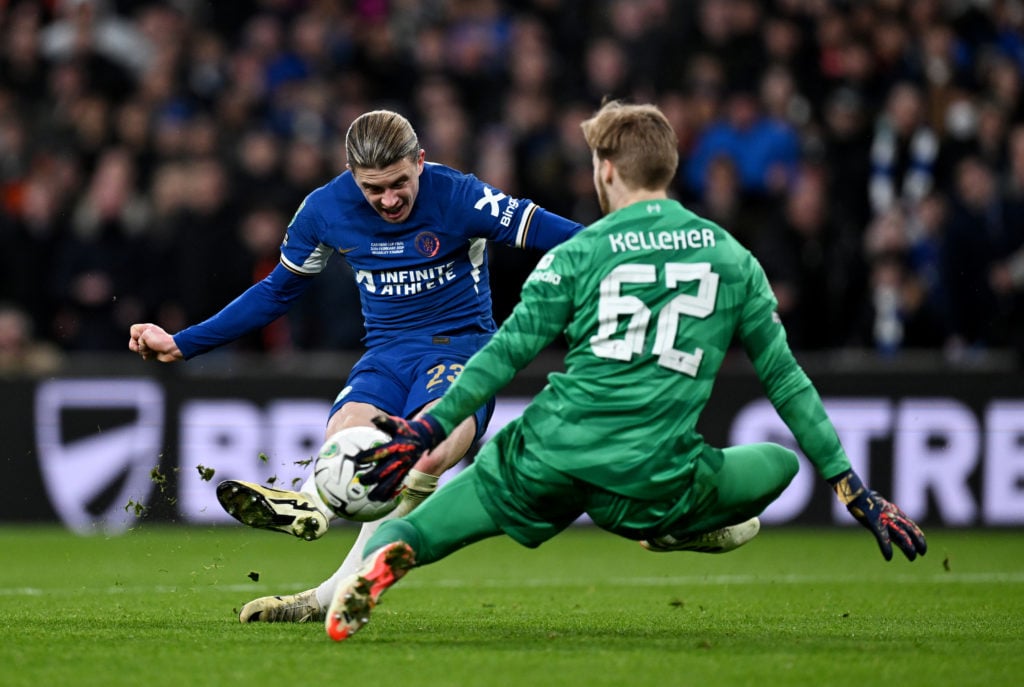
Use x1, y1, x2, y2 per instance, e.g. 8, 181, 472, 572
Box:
580, 101, 678, 191
345, 110, 420, 169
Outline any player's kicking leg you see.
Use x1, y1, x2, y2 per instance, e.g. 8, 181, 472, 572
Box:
216, 403, 384, 541
217, 480, 330, 541
235, 469, 435, 624
236, 407, 476, 624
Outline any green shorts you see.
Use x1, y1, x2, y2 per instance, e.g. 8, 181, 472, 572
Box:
471, 417, 798, 548
471, 418, 702, 547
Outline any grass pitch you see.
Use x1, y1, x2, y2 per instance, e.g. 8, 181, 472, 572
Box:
0, 525, 1020, 687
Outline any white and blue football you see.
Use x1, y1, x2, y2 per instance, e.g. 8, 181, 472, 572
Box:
313, 426, 402, 522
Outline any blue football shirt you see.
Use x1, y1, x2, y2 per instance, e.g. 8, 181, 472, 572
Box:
173, 163, 583, 356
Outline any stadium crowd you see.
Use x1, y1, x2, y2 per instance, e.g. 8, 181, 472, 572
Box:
0, 0, 1022, 369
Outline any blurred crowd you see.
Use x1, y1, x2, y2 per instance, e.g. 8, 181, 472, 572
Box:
0, 0, 1023, 374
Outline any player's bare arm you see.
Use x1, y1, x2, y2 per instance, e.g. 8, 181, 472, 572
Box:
128, 323, 183, 363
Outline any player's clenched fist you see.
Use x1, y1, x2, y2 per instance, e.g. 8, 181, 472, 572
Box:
128, 323, 183, 362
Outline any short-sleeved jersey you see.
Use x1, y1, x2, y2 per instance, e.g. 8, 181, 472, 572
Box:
281, 163, 578, 346
429, 199, 850, 498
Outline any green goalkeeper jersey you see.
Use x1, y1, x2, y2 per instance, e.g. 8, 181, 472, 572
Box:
429, 199, 851, 498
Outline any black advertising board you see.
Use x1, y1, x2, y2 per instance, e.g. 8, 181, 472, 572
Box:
1, 362, 1021, 532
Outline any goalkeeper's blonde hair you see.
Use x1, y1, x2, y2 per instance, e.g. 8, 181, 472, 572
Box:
580, 101, 678, 191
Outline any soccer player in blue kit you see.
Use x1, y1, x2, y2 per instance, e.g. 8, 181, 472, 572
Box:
128, 110, 584, 623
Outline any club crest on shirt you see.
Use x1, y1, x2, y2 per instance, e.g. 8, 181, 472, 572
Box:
414, 231, 440, 257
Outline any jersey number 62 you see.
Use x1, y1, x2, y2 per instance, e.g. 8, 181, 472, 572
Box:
589, 262, 720, 378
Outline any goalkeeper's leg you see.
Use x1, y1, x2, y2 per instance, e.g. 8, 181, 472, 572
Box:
325, 465, 504, 640
239, 468, 440, 623
709, 442, 799, 525
659, 443, 799, 541
314, 407, 480, 607
364, 463, 504, 564
314, 468, 437, 609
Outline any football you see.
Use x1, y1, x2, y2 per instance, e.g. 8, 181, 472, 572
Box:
313, 426, 403, 522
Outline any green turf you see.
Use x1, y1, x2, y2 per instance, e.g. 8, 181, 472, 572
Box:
0, 525, 1020, 687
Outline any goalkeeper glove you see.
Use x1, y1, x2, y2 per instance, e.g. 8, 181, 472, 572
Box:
355, 414, 447, 503
828, 468, 927, 562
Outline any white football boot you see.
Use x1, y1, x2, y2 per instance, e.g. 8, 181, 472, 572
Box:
216, 480, 329, 541
640, 516, 761, 553
325, 541, 416, 641
239, 589, 323, 623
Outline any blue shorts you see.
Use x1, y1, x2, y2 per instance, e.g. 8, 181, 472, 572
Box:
329, 333, 496, 443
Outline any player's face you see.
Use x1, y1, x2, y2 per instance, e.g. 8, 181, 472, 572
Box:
350, 150, 426, 223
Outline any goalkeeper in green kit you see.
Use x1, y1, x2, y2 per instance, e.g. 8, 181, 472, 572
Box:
324, 100, 927, 642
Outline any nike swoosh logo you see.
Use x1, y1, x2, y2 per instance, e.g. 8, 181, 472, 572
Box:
338, 246, 358, 254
